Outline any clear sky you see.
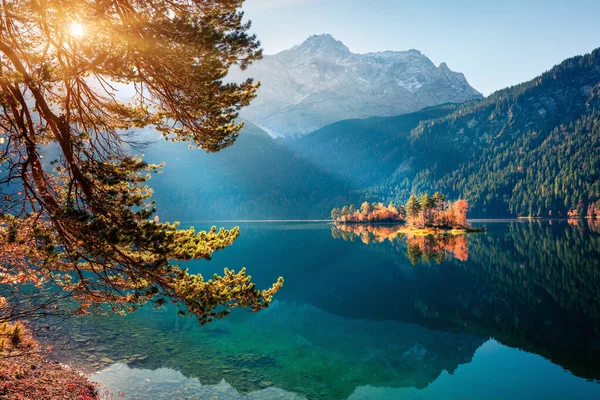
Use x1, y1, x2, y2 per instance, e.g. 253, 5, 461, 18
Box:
242, 0, 600, 96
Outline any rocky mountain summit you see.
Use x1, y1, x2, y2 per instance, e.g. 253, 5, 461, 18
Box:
229, 34, 482, 137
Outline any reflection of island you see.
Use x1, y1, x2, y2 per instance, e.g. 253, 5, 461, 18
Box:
331, 223, 469, 262
331, 223, 402, 244
404, 234, 469, 263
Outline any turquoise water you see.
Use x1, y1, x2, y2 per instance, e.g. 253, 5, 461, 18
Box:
44, 221, 600, 399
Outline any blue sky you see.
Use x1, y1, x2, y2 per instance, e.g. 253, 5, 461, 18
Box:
242, 0, 600, 96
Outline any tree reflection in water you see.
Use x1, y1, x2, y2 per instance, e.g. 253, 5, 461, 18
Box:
331, 223, 469, 263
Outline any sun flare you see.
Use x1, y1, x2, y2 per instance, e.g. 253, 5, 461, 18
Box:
69, 22, 85, 37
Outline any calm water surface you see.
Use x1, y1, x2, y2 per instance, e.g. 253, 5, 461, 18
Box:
43, 220, 600, 399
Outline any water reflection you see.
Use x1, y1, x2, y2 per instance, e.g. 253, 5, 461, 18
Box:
47, 301, 483, 399
330, 223, 469, 263
344, 340, 600, 400
431, 220, 600, 380
568, 217, 600, 234
91, 363, 307, 400
38, 220, 600, 399
330, 220, 600, 381
331, 224, 401, 244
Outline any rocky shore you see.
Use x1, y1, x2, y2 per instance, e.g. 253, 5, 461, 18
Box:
0, 322, 98, 400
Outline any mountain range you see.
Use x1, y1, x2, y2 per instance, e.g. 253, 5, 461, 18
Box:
145, 45, 600, 221
228, 34, 482, 137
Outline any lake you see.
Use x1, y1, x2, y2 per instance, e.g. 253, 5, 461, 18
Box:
40, 220, 600, 399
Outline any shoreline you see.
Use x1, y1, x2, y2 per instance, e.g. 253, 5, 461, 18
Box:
0, 323, 99, 399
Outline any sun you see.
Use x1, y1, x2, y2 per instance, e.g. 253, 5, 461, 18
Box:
69, 22, 85, 38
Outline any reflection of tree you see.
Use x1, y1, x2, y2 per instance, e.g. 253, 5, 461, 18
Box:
413, 220, 600, 381
568, 217, 600, 234
331, 224, 469, 262
331, 223, 400, 244
405, 235, 469, 263
333, 220, 600, 381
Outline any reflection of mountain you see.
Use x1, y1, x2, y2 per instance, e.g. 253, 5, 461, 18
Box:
91, 363, 308, 400
43, 301, 483, 400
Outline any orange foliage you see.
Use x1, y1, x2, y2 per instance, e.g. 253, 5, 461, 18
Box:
331, 224, 470, 263
452, 200, 469, 226
567, 218, 578, 225
589, 219, 600, 234
0, 218, 46, 288
452, 236, 470, 261
568, 218, 600, 233
0, 218, 51, 319
333, 196, 470, 230
405, 199, 470, 229
405, 234, 469, 263
341, 202, 403, 223
587, 201, 600, 220
567, 209, 580, 218
333, 224, 401, 244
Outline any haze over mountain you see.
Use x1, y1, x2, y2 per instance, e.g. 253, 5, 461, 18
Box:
228, 34, 482, 137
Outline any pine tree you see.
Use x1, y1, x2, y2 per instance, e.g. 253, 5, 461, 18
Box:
331, 208, 342, 220
406, 195, 421, 218
420, 194, 435, 211
0, 0, 282, 324
431, 192, 446, 211
360, 201, 373, 215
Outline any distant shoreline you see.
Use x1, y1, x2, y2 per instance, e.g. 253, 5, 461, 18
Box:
179, 218, 579, 224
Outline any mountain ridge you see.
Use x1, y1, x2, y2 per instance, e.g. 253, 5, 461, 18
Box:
228, 34, 482, 137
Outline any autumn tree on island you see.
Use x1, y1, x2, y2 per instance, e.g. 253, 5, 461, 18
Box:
332, 202, 404, 223
0, 0, 283, 324
332, 192, 474, 230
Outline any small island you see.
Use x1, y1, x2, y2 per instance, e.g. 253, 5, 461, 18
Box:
331, 192, 486, 235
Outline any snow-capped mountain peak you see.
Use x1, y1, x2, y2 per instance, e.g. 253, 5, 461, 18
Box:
229, 35, 482, 137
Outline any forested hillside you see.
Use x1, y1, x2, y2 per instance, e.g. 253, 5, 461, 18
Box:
375, 47, 600, 217
290, 104, 459, 188
145, 48, 600, 220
